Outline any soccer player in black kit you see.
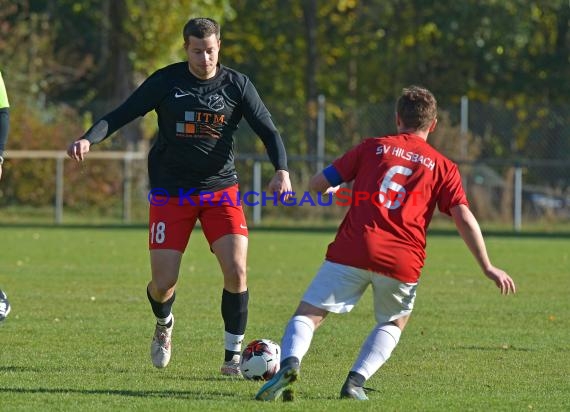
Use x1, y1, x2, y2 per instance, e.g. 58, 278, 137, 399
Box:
67, 17, 292, 376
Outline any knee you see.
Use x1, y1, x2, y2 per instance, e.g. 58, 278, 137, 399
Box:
149, 277, 176, 298
221, 256, 247, 279
391, 315, 410, 331
228, 264, 247, 280
294, 302, 328, 329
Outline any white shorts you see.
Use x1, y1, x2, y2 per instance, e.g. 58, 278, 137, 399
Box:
301, 260, 418, 324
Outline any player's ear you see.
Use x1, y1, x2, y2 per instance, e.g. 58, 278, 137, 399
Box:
428, 118, 437, 132
395, 113, 402, 128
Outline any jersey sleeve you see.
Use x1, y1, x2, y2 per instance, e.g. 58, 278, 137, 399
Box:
322, 165, 343, 186
331, 141, 366, 183
82, 70, 167, 144
0, 72, 9, 109
0, 72, 9, 156
241, 79, 288, 171
437, 163, 469, 215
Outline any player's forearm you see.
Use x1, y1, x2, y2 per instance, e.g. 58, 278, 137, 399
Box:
82, 76, 160, 145
81, 103, 140, 145
309, 172, 332, 192
309, 165, 343, 192
256, 125, 288, 171
451, 205, 493, 272
82, 119, 110, 144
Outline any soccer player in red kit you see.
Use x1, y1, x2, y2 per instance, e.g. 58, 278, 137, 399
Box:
256, 85, 515, 401
67, 18, 292, 376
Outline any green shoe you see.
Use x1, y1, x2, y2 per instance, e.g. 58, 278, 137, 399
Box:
255, 364, 299, 401
340, 381, 369, 400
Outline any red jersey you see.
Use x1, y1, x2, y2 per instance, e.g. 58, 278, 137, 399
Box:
325, 133, 468, 283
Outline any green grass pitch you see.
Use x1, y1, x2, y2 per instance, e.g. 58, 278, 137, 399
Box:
0, 225, 568, 411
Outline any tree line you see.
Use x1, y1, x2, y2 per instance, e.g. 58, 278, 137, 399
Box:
2, 1, 569, 154
0, 0, 568, 212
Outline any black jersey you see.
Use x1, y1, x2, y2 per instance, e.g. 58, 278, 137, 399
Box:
82, 62, 288, 194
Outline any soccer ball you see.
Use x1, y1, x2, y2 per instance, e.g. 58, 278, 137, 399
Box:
240, 339, 280, 380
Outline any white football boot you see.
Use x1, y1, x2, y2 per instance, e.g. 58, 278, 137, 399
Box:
220, 354, 242, 376
150, 316, 174, 368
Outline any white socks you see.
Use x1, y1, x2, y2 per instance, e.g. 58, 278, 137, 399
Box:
280, 315, 315, 362
351, 323, 402, 380
224, 331, 245, 353
156, 313, 173, 327
279, 316, 402, 381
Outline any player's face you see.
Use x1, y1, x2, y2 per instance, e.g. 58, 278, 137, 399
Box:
185, 34, 220, 80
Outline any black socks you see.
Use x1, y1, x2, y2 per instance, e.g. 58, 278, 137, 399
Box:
147, 288, 175, 327
221, 289, 249, 361
346, 370, 366, 387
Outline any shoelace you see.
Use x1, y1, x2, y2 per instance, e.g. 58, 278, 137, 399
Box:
154, 326, 171, 346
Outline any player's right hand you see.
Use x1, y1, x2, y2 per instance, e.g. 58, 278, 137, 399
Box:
67, 139, 91, 161
484, 265, 516, 295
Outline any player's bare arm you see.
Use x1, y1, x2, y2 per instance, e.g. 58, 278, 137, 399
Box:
309, 171, 341, 195
450, 204, 516, 295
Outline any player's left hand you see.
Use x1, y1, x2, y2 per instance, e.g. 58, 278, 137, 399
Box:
268, 169, 293, 201
325, 185, 341, 195
484, 265, 516, 295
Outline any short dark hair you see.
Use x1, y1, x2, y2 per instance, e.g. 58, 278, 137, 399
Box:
396, 85, 438, 130
183, 18, 220, 43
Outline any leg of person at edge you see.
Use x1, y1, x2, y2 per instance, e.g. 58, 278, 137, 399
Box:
256, 85, 516, 401
0, 289, 10, 322
66, 18, 292, 375
0, 71, 12, 322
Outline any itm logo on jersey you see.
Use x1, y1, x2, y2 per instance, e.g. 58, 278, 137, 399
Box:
176, 110, 225, 139
175, 92, 226, 139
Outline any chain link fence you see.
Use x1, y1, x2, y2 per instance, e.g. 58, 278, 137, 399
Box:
1, 98, 568, 229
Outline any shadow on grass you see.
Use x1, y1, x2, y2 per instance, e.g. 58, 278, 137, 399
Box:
0, 386, 350, 402
456, 345, 533, 352
0, 366, 42, 372
0, 386, 239, 400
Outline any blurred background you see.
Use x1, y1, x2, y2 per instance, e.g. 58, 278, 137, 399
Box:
1, 0, 568, 231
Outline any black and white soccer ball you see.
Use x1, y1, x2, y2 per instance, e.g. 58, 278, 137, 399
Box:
240, 339, 280, 380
